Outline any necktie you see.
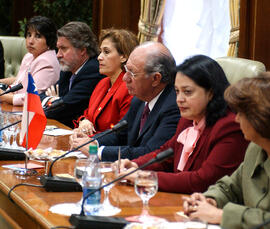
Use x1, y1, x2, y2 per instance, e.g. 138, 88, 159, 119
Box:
69, 74, 76, 90
139, 103, 150, 133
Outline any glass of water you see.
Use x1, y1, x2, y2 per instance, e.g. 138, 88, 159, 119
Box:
74, 158, 90, 205
134, 170, 158, 223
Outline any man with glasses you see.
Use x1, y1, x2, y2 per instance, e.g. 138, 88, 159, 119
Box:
70, 41, 180, 161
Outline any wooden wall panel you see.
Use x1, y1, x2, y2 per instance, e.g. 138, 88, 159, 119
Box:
92, 0, 140, 38
239, 0, 270, 70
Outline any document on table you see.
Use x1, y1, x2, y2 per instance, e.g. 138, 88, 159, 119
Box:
44, 127, 73, 136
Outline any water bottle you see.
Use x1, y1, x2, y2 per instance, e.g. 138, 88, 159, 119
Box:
89, 144, 98, 155
82, 157, 102, 215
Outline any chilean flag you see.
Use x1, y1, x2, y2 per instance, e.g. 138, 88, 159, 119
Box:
20, 72, 47, 149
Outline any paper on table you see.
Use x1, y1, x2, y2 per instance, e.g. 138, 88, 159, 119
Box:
44, 128, 73, 136
50, 203, 81, 216
2, 162, 44, 170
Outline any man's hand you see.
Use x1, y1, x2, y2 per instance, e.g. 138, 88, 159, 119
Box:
45, 84, 59, 97
69, 130, 90, 156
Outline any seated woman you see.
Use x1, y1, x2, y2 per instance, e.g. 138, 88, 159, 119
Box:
0, 16, 60, 106
183, 72, 270, 229
73, 28, 138, 135
118, 55, 249, 194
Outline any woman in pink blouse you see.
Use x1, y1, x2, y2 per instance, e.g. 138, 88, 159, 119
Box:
0, 16, 60, 106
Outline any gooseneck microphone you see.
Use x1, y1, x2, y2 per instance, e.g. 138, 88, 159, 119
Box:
0, 120, 21, 132
69, 148, 174, 229
40, 120, 128, 191
0, 83, 23, 96
44, 98, 65, 112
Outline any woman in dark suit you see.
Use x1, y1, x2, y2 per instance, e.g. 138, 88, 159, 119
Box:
118, 55, 249, 194
74, 28, 138, 135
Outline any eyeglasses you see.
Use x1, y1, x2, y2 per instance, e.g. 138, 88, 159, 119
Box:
124, 65, 144, 78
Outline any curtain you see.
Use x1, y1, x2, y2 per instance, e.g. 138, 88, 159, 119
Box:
138, 0, 166, 43
161, 0, 230, 65
227, 0, 240, 57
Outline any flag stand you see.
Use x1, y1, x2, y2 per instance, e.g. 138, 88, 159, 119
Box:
14, 102, 37, 176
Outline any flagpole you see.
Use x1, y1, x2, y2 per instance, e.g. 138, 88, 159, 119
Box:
24, 104, 29, 170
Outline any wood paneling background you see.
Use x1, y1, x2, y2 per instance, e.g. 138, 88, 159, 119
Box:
239, 0, 270, 70
92, 0, 140, 38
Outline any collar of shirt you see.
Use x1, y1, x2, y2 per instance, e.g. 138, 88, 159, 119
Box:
74, 58, 89, 75
145, 89, 164, 112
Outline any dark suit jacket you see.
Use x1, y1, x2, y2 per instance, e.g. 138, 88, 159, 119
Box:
133, 110, 249, 194
0, 41, 4, 78
42, 57, 104, 127
98, 84, 180, 161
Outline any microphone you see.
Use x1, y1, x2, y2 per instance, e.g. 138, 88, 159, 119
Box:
40, 120, 128, 192
69, 148, 174, 229
44, 98, 65, 112
0, 83, 23, 96
0, 120, 21, 132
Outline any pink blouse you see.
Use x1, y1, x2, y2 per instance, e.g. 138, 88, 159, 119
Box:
177, 117, 206, 171
12, 50, 60, 106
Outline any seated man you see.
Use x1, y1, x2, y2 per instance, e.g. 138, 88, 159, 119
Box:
70, 41, 180, 161
41, 21, 104, 127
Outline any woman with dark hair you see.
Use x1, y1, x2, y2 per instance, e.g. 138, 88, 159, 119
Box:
73, 28, 138, 135
117, 54, 249, 193
0, 16, 60, 105
183, 72, 270, 229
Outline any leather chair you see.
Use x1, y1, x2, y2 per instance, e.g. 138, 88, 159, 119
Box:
0, 36, 27, 78
216, 56, 266, 84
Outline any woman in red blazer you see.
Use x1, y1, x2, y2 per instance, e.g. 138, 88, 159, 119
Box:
118, 55, 249, 194
74, 29, 138, 134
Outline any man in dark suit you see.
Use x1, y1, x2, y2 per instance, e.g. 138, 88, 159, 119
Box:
41, 22, 104, 127
70, 42, 180, 161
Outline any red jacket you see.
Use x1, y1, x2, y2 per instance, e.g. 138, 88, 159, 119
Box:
77, 72, 132, 132
133, 110, 249, 194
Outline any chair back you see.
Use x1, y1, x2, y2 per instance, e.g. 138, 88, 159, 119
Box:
0, 36, 27, 78
216, 56, 266, 84
0, 208, 22, 229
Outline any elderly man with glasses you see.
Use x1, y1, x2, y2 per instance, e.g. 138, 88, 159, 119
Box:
70, 41, 180, 161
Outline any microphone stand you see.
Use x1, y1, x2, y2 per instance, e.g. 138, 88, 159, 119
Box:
40, 120, 128, 192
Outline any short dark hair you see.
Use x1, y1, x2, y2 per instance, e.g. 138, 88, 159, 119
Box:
25, 16, 57, 50
225, 72, 270, 139
176, 55, 229, 126
57, 21, 98, 58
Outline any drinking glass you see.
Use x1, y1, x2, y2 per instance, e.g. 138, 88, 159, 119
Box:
74, 158, 90, 205
134, 170, 158, 223
98, 162, 121, 216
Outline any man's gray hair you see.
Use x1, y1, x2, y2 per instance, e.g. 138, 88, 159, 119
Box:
143, 44, 176, 84
57, 21, 98, 58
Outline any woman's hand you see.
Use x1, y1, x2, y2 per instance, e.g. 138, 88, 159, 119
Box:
114, 159, 139, 184
78, 119, 96, 135
183, 193, 222, 224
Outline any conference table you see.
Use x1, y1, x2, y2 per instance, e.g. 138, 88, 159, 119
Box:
0, 102, 187, 229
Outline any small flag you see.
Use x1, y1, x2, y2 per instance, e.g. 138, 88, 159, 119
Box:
20, 72, 47, 149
